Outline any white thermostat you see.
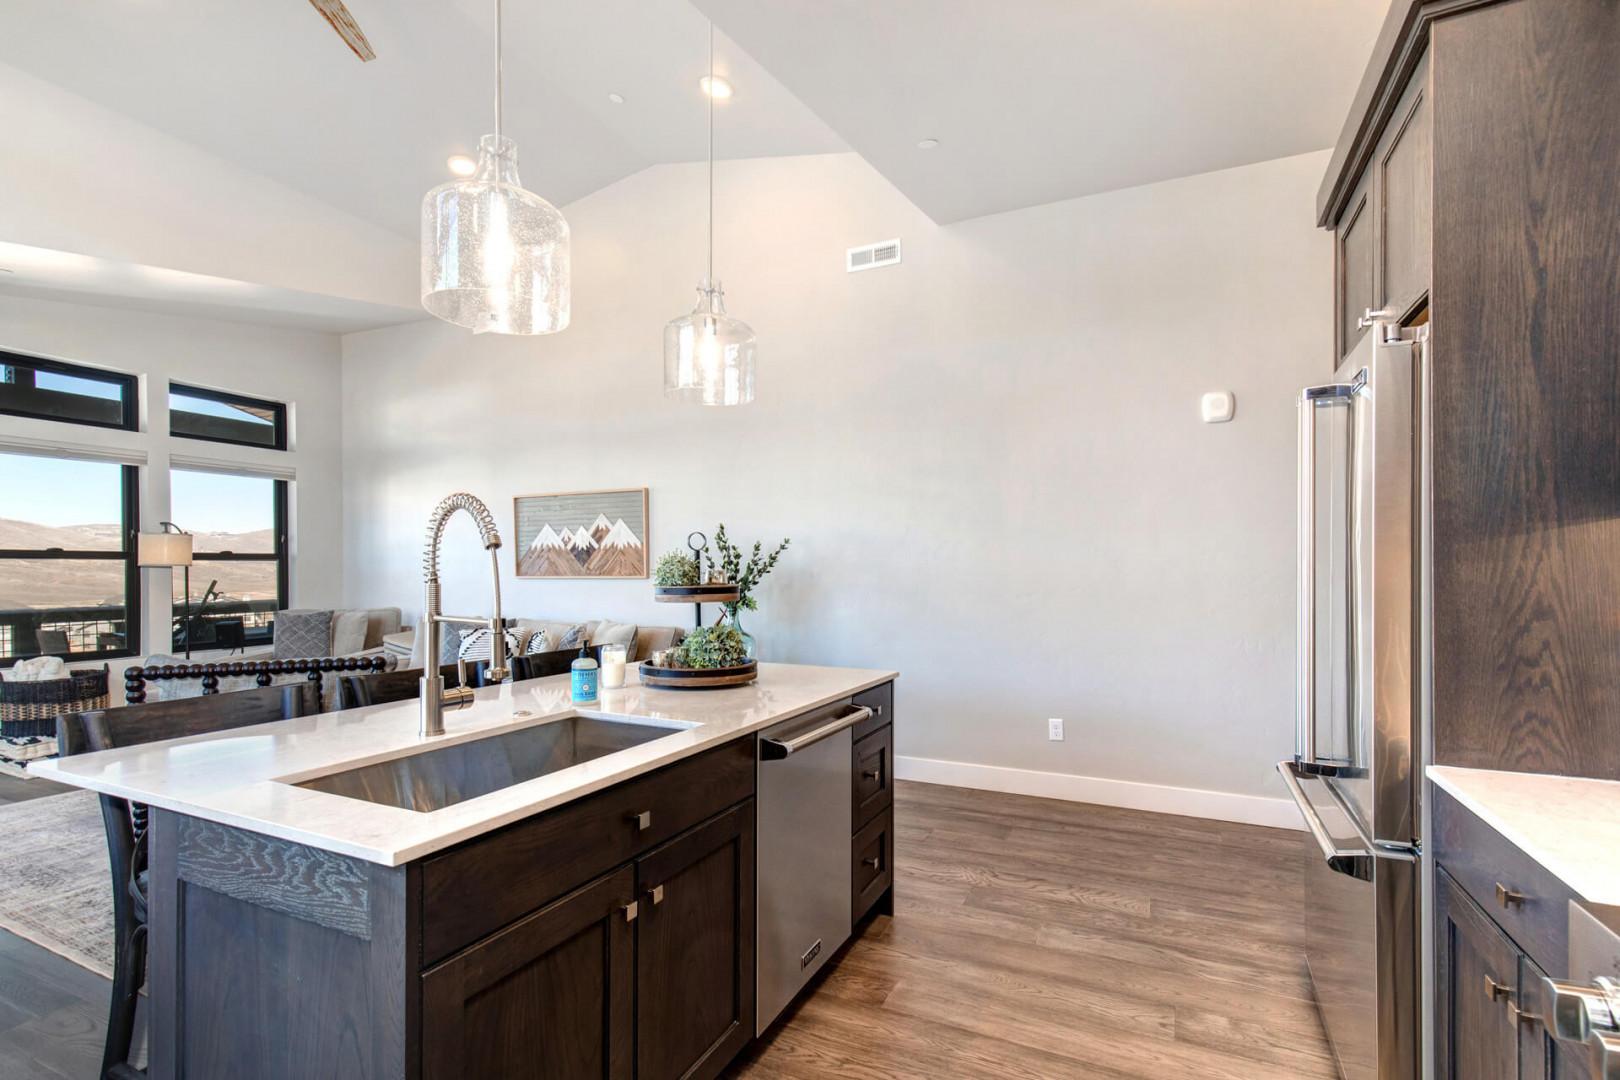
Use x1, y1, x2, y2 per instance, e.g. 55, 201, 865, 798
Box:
1200, 391, 1235, 424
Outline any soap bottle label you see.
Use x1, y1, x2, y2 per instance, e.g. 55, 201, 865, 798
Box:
572, 665, 598, 703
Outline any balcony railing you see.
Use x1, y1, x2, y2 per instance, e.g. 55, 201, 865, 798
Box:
0, 600, 279, 662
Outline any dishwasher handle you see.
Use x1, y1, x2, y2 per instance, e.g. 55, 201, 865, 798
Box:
761, 706, 872, 759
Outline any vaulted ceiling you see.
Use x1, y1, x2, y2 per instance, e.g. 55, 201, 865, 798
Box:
0, 0, 1387, 328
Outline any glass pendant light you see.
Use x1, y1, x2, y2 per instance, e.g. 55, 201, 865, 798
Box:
421, 0, 570, 335
663, 22, 756, 406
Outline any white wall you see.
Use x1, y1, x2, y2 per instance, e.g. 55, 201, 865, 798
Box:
0, 292, 346, 655
341, 149, 1331, 819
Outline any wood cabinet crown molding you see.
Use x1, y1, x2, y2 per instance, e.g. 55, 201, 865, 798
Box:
1317, 0, 1498, 227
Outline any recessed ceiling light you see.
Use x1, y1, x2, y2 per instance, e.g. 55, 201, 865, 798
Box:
700, 75, 733, 100
446, 154, 476, 177
607, 92, 625, 105
917, 138, 940, 150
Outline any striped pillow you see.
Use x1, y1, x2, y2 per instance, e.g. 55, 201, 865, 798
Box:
457, 627, 523, 664
524, 630, 554, 655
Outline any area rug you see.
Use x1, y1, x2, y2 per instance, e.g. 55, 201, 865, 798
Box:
0, 789, 114, 977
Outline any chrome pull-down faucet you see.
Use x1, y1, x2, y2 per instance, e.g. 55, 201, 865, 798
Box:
419, 492, 509, 737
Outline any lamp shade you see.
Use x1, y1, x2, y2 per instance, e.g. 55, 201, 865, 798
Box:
421, 134, 570, 336
138, 532, 193, 568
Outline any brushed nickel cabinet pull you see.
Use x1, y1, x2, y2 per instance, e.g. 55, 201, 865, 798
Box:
862, 855, 882, 871
623, 901, 639, 923
1486, 975, 1514, 1004
1496, 882, 1526, 908
862, 768, 882, 781
649, 884, 665, 905
629, 810, 652, 831
1509, 1002, 1542, 1027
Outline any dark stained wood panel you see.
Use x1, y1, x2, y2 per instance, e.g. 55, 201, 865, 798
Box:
1378, 62, 1432, 318
420, 867, 634, 1080
176, 816, 373, 938
1338, 185, 1375, 363
1430, 0, 1620, 778
1435, 869, 1520, 1080
635, 802, 755, 1080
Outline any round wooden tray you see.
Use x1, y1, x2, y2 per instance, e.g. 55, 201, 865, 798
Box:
653, 583, 742, 604
639, 660, 758, 690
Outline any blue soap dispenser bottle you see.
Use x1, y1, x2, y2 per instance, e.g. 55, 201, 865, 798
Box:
571, 642, 599, 705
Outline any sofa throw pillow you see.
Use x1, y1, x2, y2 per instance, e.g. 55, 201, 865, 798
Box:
331, 610, 369, 658
556, 623, 589, 650
457, 627, 523, 665
591, 620, 639, 661
524, 630, 553, 655
273, 609, 333, 660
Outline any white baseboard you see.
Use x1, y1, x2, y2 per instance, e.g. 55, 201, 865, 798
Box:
894, 755, 1303, 831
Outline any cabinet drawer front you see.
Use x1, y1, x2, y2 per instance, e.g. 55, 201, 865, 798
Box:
422, 738, 755, 965
852, 682, 893, 742
1434, 785, 1575, 976
421, 866, 635, 1080
852, 807, 894, 923
852, 725, 892, 832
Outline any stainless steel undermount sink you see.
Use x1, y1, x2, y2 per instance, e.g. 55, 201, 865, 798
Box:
293, 715, 689, 813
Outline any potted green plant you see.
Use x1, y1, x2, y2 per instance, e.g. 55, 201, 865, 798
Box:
651, 548, 740, 605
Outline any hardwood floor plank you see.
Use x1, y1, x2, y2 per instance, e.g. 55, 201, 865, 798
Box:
734, 782, 1329, 1078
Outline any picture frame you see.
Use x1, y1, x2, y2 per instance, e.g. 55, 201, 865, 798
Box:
513, 488, 649, 579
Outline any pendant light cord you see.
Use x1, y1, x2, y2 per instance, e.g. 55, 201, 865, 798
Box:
494, 0, 504, 143
707, 19, 715, 288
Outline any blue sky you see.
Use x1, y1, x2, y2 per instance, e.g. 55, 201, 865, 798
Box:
3, 454, 272, 534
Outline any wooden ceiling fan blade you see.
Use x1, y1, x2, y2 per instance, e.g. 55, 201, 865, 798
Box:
308, 0, 376, 62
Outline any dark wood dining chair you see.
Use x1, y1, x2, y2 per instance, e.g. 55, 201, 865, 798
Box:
336, 660, 494, 710
56, 682, 319, 1080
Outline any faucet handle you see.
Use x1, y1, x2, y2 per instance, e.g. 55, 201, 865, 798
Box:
456, 658, 469, 688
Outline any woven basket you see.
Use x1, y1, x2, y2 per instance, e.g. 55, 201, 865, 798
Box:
0, 665, 110, 737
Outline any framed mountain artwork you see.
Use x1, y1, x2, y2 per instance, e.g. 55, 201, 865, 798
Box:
514, 488, 649, 579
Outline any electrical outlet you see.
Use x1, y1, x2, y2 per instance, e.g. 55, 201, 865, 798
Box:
1048, 718, 1064, 742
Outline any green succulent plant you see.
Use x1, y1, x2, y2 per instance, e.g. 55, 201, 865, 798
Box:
654, 550, 701, 587
677, 624, 750, 669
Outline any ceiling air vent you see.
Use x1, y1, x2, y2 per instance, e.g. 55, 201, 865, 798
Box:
846, 238, 902, 273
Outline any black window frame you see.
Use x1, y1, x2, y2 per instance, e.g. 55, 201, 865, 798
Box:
174, 477, 289, 652
0, 459, 142, 668
0, 350, 138, 432
169, 382, 288, 452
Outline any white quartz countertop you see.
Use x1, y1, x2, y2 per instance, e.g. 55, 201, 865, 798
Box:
32, 662, 896, 866
1427, 765, 1620, 905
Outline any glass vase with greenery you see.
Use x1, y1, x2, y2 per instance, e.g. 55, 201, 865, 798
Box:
705, 524, 790, 660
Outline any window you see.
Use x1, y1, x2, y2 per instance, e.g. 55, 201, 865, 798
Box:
168, 469, 287, 651
0, 351, 138, 431
169, 383, 287, 451
0, 453, 140, 664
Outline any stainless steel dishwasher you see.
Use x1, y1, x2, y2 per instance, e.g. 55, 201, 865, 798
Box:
755, 699, 870, 1034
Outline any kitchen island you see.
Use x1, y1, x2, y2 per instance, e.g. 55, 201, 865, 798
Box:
34, 661, 897, 1080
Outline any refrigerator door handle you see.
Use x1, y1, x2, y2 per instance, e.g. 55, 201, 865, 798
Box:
1297, 378, 1364, 772
1277, 759, 1368, 876
1277, 760, 1419, 871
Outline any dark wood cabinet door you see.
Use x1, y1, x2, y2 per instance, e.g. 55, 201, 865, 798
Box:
635, 801, 756, 1080
420, 867, 635, 1080
1337, 180, 1375, 364
1378, 54, 1431, 319
1436, 869, 1520, 1080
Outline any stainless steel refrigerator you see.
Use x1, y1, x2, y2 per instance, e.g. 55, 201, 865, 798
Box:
1278, 317, 1427, 1080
